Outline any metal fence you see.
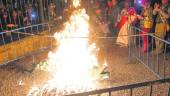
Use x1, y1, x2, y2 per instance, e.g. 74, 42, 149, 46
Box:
0, 23, 50, 45
64, 26, 170, 96
0, 0, 68, 32
0, 23, 54, 67
0, 18, 170, 96
129, 27, 170, 79
66, 78, 170, 96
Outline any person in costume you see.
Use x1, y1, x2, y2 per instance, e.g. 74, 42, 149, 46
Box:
153, 1, 169, 54
116, 1, 136, 47
139, 1, 153, 53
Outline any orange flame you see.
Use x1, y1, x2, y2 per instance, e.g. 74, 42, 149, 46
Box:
73, 0, 81, 8
46, 8, 97, 92
27, 0, 100, 95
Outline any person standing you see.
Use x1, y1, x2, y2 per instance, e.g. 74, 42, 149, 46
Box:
108, 0, 120, 38
116, 1, 137, 47
139, 2, 153, 52
153, 1, 169, 54
163, 0, 170, 49
48, 2, 56, 21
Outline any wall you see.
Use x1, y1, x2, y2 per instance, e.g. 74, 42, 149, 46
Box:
0, 31, 55, 65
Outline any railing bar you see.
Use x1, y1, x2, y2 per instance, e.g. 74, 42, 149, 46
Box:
150, 84, 153, 96
8, 31, 17, 58
151, 36, 154, 70
31, 25, 35, 51
17, 29, 23, 60
130, 88, 133, 96
128, 23, 131, 63
147, 33, 149, 66
1, 33, 8, 62
157, 41, 159, 75
139, 30, 141, 59
0, 19, 4, 31
67, 78, 170, 96
149, 34, 170, 44
132, 26, 170, 44
163, 44, 167, 78
0, 31, 163, 39
109, 91, 111, 96
168, 83, 170, 96
135, 28, 138, 56
1, 33, 6, 45
0, 23, 48, 34
40, 24, 45, 49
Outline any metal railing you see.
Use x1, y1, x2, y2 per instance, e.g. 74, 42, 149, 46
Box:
65, 26, 170, 96
66, 78, 170, 96
129, 26, 170, 79
0, 0, 68, 32
0, 23, 54, 67
0, 23, 50, 45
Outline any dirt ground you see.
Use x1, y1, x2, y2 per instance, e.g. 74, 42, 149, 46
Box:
0, 37, 161, 96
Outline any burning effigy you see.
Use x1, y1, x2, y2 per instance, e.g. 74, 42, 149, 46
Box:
27, 0, 109, 95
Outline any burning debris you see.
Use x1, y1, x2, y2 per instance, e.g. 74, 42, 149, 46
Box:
35, 61, 49, 71
27, 0, 109, 95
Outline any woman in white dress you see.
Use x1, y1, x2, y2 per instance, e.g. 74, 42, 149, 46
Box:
116, 2, 137, 47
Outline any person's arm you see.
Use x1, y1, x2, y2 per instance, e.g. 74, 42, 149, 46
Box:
159, 9, 169, 19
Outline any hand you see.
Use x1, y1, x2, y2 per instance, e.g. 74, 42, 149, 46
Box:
154, 4, 161, 12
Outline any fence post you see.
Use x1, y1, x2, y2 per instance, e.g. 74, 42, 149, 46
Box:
150, 84, 153, 96
130, 88, 133, 96
168, 83, 170, 96
109, 91, 111, 96
163, 44, 167, 78
128, 24, 131, 63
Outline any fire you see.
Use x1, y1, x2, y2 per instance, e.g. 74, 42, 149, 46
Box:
46, 8, 98, 92
27, 0, 101, 95
73, 0, 81, 8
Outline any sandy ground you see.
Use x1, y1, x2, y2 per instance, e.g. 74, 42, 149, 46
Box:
0, 37, 163, 96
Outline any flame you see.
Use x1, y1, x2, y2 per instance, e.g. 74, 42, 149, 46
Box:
73, 0, 81, 8
46, 8, 98, 92
27, 0, 100, 95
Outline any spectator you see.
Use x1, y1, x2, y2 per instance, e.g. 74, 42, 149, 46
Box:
139, 2, 153, 52
1, 7, 9, 30
48, 2, 56, 21
12, 8, 18, 25
108, 0, 120, 37
153, 1, 169, 54
162, 0, 170, 42
116, 1, 136, 47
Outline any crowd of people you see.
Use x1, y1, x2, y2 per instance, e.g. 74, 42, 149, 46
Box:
0, 0, 169, 54
90, 0, 170, 54
0, 0, 58, 32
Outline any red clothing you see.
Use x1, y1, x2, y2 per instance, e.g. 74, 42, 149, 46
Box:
118, 16, 128, 32
141, 28, 150, 52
